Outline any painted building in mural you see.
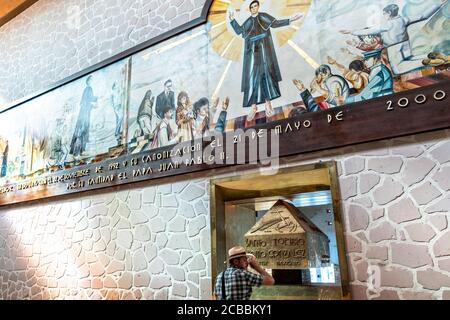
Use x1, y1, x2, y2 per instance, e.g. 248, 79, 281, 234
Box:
0, 0, 450, 301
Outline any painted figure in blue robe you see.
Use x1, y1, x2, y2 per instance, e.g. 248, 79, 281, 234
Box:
345, 49, 393, 104
229, 0, 303, 120
70, 75, 98, 158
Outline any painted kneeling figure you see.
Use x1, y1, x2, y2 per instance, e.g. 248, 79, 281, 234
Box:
151, 105, 180, 149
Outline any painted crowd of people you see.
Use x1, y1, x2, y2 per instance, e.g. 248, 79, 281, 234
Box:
136, 79, 230, 149
291, 1, 448, 116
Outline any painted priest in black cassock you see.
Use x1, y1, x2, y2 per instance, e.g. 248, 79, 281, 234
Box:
229, 1, 303, 119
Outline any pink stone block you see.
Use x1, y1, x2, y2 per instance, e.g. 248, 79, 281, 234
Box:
388, 198, 421, 224
371, 208, 384, 221
348, 205, 369, 231
368, 157, 403, 174
345, 235, 362, 253
404, 223, 436, 242
355, 261, 369, 282
401, 158, 435, 186
344, 157, 365, 175
118, 272, 133, 290
443, 291, 450, 300
369, 222, 396, 243
372, 290, 400, 300
373, 178, 404, 205
366, 246, 388, 261
417, 269, 450, 290
340, 176, 358, 200
429, 215, 448, 231
360, 174, 380, 194
410, 182, 442, 206
380, 266, 414, 288
433, 231, 450, 257
426, 198, 450, 214
432, 167, 450, 191
391, 243, 433, 268
430, 141, 450, 165
350, 284, 367, 300
438, 258, 450, 272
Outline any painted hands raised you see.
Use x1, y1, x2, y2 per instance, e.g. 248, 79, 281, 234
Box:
228, 9, 235, 20
290, 12, 304, 22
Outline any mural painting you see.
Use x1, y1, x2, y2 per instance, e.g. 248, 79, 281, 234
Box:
0, 0, 449, 190
0, 59, 130, 184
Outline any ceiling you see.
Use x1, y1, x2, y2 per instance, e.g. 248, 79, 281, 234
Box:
0, 0, 38, 27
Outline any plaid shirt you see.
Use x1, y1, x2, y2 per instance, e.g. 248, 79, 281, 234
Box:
214, 266, 263, 300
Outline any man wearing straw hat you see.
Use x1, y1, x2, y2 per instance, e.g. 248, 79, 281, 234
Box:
214, 246, 274, 300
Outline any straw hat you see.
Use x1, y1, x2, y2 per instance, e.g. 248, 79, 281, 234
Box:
227, 246, 247, 262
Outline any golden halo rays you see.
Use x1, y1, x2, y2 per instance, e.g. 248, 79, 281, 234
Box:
207, 0, 311, 61
208, 0, 244, 61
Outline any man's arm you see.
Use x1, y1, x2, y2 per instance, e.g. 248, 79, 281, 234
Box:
214, 97, 229, 133
406, 2, 445, 25
328, 56, 347, 74
271, 18, 290, 28
293, 79, 321, 112
341, 26, 388, 37
155, 95, 162, 118
230, 19, 243, 35
262, 13, 290, 28
170, 93, 176, 109
270, 12, 304, 28
248, 255, 274, 285
352, 27, 387, 36
214, 111, 227, 133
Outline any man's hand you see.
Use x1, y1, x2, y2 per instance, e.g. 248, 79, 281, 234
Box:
247, 254, 257, 267
247, 254, 275, 285
293, 79, 306, 92
346, 39, 357, 47
310, 78, 320, 93
212, 96, 220, 109
327, 56, 336, 65
228, 9, 235, 20
290, 12, 304, 23
222, 97, 230, 111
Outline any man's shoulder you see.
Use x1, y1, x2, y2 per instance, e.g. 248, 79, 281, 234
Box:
156, 92, 165, 99
224, 267, 248, 277
370, 64, 383, 74
231, 268, 262, 279
259, 12, 273, 18
327, 75, 347, 86
258, 12, 275, 21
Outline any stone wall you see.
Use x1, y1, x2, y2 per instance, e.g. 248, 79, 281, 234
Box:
1, 0, 450, 300
0, 179, 212, 300
0, 0, 205, 107
300, 130, 450, 300
1, 130, 450, 300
